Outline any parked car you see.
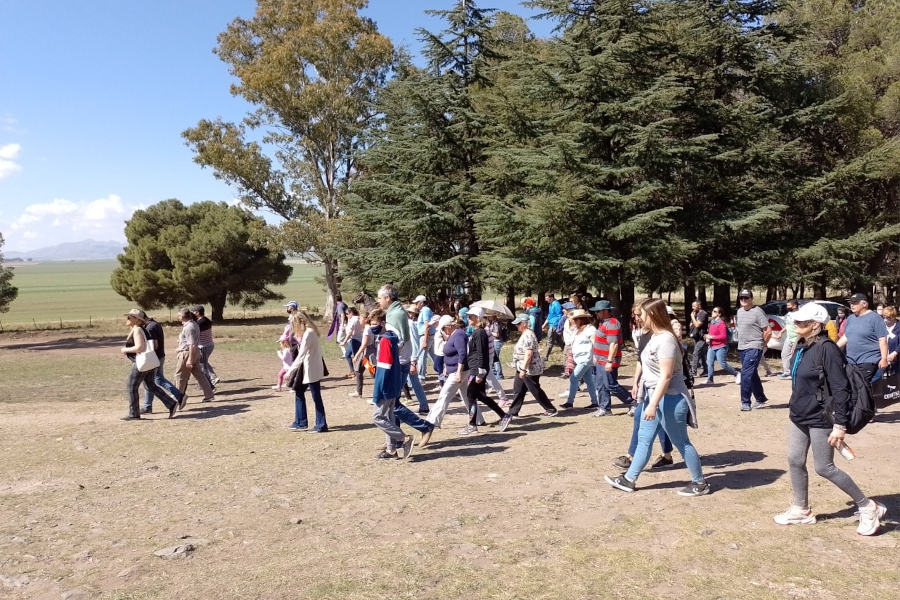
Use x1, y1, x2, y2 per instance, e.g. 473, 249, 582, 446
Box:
761, 299, 847, 352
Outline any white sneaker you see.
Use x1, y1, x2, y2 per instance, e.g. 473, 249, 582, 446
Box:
734, 373, 741, 385
773, 506, 816, 526
627, 407, 635, 417
592, 408, 611, 417
347, 391, 360, 397
704, 378, 713, 385
558, 390, 569, 397
857, 500, 887, 536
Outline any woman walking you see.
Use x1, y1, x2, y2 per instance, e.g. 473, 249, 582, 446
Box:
426, 315, 483, 428
773, 302, 886, 534
460, 308, 512, 435
120, 308, 177, 420
285, 312, 328, 433
605, 298, 708, 496
507, 313, 558, 417
561, 309, 598, 408
704, 307, 739, 384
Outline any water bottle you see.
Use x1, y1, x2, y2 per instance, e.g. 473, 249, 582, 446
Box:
838, 441, 856, 461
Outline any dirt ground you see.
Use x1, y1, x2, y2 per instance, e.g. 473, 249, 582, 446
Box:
1, 330, 898, 600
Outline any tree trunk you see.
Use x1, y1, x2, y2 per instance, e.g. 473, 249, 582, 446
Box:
210, 290, 227, 322
713, 284, 731, 315
619, 282, 635, 315
683, 280, 696, 311
697, 285, 707, 306
813, 274, 827, 299
322, 254, 340, 322
506, 286, 516, 314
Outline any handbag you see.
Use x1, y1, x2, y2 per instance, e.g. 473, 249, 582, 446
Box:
136, 339, 160, 372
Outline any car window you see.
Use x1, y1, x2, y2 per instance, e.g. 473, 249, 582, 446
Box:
762, 302, 786, 316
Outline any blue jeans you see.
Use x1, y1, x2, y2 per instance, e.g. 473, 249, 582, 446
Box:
739, 348, 768, 407
345, 338, 361, 372
400, 363, 428, 413
626, 393, 703, 483
627, 400, 673, 456
568, 361, 598, 406
293, 381, 327, 430
142, 357, 183, 410
417, 343, 436, 379
706, 346, 737, 381
492, 340, 505, 379
128, 364, 175, 417
394, 398, 433, 433
596, 365, 633, 411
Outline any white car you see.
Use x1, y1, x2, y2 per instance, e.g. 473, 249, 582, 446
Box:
761, 300, 846, 352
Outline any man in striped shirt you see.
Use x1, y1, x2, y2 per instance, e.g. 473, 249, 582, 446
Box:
591, 300, 635, 416
191, 305, 219, 388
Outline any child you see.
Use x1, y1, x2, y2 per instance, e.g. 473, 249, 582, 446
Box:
273, 339, 296, 391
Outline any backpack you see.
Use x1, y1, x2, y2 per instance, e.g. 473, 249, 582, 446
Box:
818, 342, 877, 435
499, 321, 510, 343
680, 344, 695, 389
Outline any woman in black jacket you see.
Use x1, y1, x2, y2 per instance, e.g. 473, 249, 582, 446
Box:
460, 307, 512, 436
775, 303, 886, 535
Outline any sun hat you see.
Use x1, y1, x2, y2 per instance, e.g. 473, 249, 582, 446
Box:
792, 302, 829, 324
511, 313, 530, 325
468, 306, 485, 319
405, 303, 419, 314
568, 309, 591, 321
589, 300, 611, 311
124, 308, 147, 322
413, 294, 427, 303
437, 315, 456, 330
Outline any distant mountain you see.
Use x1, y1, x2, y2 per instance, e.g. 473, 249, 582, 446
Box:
5, 240, 124, 261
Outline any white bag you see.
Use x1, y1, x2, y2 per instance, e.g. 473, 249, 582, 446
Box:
136, 339, 160, 372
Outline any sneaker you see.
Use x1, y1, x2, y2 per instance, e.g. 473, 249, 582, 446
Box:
704, 378, 713, 385
740, 406, 752, 412
778, 373, 791, 379
287, 424, 305, 431
857, 500, 887, 536
271, 385, 282, 391
592, 408, 611, 417
677, 481, 711, 497
498, 414, 512, 432
734, 373, 741, 385
140, 407, 152, 414
558, 391, 570, 398
178, 393, 188, 410
604, 474, 636, 493
649, 455, 674, 470
773, 506, 817, 526
541, 410, 558, 417
168, 403, 177, 419
613, 455, 632, 470
347, 391, 360, 397
375, 449, 397, 460
627, 406, 635, 417
202, 396, 215, 403
751, 400, 768, 409
558, 402, 574, 409
457, 424, 478, 436
398, 435, 414, 459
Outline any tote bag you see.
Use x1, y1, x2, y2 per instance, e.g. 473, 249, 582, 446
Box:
136, 339, 160, 372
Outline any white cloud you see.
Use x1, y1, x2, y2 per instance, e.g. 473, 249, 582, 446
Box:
0, 143, 22, 179
3, 194, 135, 251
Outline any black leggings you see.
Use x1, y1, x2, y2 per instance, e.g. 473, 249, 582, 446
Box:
508, 374, 556, 415
466, 377, 506, 425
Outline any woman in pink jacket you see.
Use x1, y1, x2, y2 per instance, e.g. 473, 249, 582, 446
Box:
704, 307, 739, 384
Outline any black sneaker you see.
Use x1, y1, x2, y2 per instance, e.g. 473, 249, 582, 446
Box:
375, 449, 397, 460
649, 455, 674, 470
604, 474, 636, 493
613, 455, 632, 470
677, 481, 710, 497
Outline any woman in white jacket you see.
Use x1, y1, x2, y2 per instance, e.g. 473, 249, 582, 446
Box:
562, 310, 598, 408
286, 312, 328, 433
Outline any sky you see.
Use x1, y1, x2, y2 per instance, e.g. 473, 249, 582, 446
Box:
0, 0, 554, 253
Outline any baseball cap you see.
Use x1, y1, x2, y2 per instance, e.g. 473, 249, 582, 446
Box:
846, 292, 868, 304
522, 297, 535, 308
284, 301, 298, 309
561, 301, 576, 310
792, 302, 829, 324
738, 289, 753, 299
511, 312, 530, 325
428, 315, 441, 326
589, 300, 611, 311
412, 294, 427, 303
468, 306, 485, 319
437, 315, 455, 330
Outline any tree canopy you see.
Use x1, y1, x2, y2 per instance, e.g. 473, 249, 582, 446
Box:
111, 200, 292, 321
0, 233, 18, 313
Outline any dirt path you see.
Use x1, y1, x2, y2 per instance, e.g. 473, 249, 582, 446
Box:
1, 332, 898, 599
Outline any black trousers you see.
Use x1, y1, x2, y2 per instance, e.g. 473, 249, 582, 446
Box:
465, 377, 506, 425
508, 374, 556, 415
691, 339, 709, 375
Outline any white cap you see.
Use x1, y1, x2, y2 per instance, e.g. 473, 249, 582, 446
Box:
793, 302, 829, 324
666, 305, 675, 316
413, 295, 427, 303
468, 306, 485, 319
437, 315, 455, 330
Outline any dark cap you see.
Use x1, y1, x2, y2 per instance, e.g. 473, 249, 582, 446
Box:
847, 293, 868, 304
738, 289, 753, 299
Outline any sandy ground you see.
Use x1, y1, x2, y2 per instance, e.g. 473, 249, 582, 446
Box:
1, 332, 898, 599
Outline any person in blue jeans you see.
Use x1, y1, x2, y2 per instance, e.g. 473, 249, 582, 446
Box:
605, 298, 708, 496
734, 289, 771, 410
590, 300, 634, 416
561, 310, 598, 408
704, 307, 739, 384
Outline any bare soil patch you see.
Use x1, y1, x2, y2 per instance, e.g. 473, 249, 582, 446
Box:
1, 331, 898, 599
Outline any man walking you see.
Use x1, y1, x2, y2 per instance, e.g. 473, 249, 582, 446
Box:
191, 305, 219, 387
589, 300, 634, 416
688, 300, 709, 377
735, 289, 771, 411
773, 299, 799, 379
413, 294, 435, 380
837, 292, 889, 383
140, 314, 184, 413
542, 292, 565, 361
174, 307, 216, 406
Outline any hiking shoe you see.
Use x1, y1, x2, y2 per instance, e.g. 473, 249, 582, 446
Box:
677, 481, 710, 497
375, 449, 397, 460
604, 474, 636, 493
592, 408, 611, 417
649, 455, 674, 470
734, 373, 741, 385
751, 400, 768, 409
857, 500, 887, 536
773, 506, 817, 526
613, 455, 632, 470
457, 424, 478, 436
498, 414, 513, 432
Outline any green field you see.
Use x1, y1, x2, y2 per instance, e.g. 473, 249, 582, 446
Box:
0, 259, 326, 329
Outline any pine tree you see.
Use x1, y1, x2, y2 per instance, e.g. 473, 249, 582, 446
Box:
0, 233, 18, 313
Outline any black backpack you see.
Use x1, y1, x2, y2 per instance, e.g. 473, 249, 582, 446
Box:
819, 342, 877, 435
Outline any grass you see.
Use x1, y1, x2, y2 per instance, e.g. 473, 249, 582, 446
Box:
0, 259, 326, 329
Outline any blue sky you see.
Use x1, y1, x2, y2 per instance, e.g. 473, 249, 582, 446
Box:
0, 1, 553, 253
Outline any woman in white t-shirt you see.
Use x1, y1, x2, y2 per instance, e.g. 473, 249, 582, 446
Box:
563, 310, 598, 407
605, 298, 708, 497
